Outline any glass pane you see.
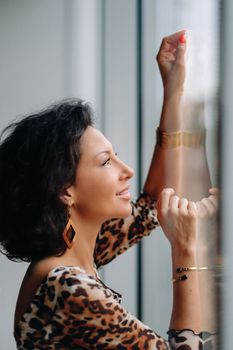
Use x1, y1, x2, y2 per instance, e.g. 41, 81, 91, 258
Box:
142, 0, 220, 338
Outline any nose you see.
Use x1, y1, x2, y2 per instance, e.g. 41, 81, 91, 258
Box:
119, 159, 134, 180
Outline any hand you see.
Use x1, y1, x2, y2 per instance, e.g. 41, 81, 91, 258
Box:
196, 187, 219, 262
157, 30, 186, 98
157, 188, 198, 252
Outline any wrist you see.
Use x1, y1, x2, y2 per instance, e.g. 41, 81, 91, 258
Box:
171, 244, 197, 264
163, 90, 183, 103
160, 95, 182, 131
197, 246, 216, 266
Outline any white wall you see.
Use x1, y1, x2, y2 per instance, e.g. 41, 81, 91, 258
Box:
0, 0, 66, 128
101, 0, 138, 316
0, 1, 67, 348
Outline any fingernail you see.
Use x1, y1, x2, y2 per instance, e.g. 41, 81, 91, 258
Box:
164, 188, 175, 193
179, 34, 186, 44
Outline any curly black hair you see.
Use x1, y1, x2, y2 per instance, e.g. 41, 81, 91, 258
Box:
0, 99, 93, 262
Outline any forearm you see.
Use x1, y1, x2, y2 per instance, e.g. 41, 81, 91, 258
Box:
196, 237, 218, 331
171, 243, 217, 332
143, 95, 183, 199
160, 94, 182, 131
169, 247, 202, 332
143, 96, 211, 201
157, 190, 202, 332
198, 271, 217, 331
180, 146, 211, 201
181, 100, 211, 200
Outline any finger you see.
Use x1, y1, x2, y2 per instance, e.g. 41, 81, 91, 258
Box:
157, 30, 186, 62
187, 201, 197, 218
178, 197, 189, 214
175, 39, 186, 65
201, 197, 216, 215
160, 188, 175, 210
196, 201, 208, 218
163, 30, 186, 47
208, 195, 218, 209
209, 187, 219, 196
169, 195, 180, 212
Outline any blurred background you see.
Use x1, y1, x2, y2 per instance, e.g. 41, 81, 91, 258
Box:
1, 0, 233, 349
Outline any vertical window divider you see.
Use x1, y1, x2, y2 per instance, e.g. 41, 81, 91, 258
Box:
136, 0, 143, 321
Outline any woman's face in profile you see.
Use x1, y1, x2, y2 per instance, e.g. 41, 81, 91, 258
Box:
70, 126, 134, 222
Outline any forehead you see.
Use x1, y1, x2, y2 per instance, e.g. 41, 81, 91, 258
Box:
80, 126, 112, 155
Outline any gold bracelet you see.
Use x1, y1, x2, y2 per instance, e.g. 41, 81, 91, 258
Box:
172, 274, 188, 283
176, 265, 222, 274
183, 129, 206, 147
156, 127, 206, 148
156, 127, 181, 148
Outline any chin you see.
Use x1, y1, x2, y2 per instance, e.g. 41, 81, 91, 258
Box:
113, 202, 132, 218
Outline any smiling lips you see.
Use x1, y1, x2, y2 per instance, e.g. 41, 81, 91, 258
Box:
116, 186, 131, 200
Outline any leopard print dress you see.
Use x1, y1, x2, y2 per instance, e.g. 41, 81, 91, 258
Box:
14, 193, 216, 349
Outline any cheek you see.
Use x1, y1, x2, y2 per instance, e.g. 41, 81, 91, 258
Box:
75, 173, 116, 209
75, 173, 131, 219
83, 174, 116, 198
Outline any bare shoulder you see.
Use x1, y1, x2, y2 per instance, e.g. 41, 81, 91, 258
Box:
29, 257, 63, 279
19, 256, 64, 296
14, 257, 62, 328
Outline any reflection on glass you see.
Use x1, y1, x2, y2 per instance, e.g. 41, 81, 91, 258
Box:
142, 0, 220, 343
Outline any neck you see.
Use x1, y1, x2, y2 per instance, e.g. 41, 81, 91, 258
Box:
62, 212, 102, 276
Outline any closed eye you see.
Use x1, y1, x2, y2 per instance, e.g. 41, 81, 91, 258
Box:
102, 158, 111, 166
101, 152, 118, 166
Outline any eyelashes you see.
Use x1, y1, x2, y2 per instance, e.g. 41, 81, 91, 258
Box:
102, 158, 111, 166
102, 152, 118, 166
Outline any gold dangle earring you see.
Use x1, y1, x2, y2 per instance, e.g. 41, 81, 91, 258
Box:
62, 208, 77, 249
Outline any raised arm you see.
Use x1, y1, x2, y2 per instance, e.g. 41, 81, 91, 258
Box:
94, 192, 158, 268
95, 31, 212, 269
94, 32, 188, 267
143, 31, 211, 201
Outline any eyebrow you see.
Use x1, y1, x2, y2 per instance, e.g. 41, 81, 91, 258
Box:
94, 150, 112, 159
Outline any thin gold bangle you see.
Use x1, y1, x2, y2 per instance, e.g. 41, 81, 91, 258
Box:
176, 265, 222, 274
172, 275, 188, 283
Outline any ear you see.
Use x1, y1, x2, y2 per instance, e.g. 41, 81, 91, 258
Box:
59, 185, 76, 206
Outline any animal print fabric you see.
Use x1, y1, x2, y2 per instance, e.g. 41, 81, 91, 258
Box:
94, 192, 159, 268
14, 194, 216, 349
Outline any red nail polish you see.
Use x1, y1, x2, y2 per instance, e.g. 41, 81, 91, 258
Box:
179, 34, 186, 44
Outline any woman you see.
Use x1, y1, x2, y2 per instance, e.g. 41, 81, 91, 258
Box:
0, 31, 217, 349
